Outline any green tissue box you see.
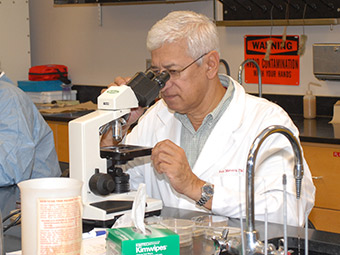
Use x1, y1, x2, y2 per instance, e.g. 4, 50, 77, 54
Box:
106, 226, 180, 255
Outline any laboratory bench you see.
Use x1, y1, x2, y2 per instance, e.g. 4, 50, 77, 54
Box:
43, 110, 94, 163
42, 112, 340, 165
40, 90, 340, 235
42, 105, 340, 233
40, 92, 340, 145
285, 116, 340, 234
43, 112, 340, 144
290, 115, 340, 144
2, 184, 340, 254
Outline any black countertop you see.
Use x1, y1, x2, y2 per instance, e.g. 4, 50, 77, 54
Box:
42, 110, 340, 145
42, 110, 94, 122
290, 114, 340, 145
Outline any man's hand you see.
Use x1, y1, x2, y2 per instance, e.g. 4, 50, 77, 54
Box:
151, 140, 205, 204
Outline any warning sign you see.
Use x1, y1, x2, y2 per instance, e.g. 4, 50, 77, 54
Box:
244, 35, 300, 85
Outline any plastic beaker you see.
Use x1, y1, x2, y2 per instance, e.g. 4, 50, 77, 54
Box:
18, 177, 83, 255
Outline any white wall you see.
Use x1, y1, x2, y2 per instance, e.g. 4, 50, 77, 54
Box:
28, 0, 214, 83
28, 0, 340, 97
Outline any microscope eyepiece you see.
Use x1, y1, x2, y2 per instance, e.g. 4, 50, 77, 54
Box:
153, 71, 170, 89
127, 70, 170, 107
145, 69, 155, 80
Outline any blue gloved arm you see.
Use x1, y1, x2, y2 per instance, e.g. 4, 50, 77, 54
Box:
0, 76, 61, 186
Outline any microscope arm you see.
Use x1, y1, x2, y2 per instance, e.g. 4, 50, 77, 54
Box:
69, 109, 131, 203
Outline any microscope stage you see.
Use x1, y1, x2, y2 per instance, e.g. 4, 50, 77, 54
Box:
100, 144, 152, 162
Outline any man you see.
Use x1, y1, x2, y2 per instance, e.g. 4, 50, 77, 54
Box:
106, 11, 315, 227
0, 71, 61, 186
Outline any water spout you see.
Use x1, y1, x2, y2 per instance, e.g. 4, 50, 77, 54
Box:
238, 59, 262, 98
245, 125, 304, 254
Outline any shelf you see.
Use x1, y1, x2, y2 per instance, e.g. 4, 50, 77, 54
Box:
54, 0, 207, 5
216, 18, 340, 27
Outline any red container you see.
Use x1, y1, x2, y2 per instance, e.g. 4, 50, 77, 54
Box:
29, 64, 68, 81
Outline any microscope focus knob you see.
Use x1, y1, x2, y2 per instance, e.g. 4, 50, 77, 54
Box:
89, 172, 115, 196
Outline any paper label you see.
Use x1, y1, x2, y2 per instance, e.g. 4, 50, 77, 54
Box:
37, 196, 82, 255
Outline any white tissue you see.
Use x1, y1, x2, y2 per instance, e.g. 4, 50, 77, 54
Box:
111, 211, 132, 229
131, 183, 147, 234
111, 183, 147, 235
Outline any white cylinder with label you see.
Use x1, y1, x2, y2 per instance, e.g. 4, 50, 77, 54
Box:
18, 178, 83, 255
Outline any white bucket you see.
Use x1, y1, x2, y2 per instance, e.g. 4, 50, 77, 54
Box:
18, 177, 83, 255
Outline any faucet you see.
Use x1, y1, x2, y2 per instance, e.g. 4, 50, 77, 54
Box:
238, 59, 262, 98
244, 125, 304, 254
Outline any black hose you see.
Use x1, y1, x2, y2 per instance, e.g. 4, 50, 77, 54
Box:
219, 59, 231, 76
2, 209, 21, 233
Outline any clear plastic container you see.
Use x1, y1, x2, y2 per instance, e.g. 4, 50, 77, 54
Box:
205, 226, 241, 240
303, 82, 321, 119
159, 218, 194, 247
191, 215, 241, 241
303, 90, 316, 119
61, 82, 73, 101
192, 215, 229, 238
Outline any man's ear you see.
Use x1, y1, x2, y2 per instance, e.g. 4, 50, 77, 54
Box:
205, 51, 220, 79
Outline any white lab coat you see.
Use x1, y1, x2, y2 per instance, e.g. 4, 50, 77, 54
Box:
125, 75, 315, 227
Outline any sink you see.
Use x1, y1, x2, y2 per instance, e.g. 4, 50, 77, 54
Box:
268, 236, 340, 255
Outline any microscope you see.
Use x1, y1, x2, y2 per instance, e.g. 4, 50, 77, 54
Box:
69, 70, 169, 226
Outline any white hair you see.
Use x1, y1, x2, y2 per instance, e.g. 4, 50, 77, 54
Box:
146, 11, 220, 61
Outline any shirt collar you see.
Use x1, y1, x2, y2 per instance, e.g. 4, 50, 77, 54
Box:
175, 74, 235, 123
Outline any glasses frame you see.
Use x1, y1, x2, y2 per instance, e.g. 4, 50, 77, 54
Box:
152, 52, 208, 80
177, 52, 208, 75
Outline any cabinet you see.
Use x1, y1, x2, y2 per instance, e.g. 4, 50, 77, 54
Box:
47, 121, 69, 163
216, 0, 340, 27
302, 142, 340, 233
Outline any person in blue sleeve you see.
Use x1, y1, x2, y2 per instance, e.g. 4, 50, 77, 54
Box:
0, 71, 61, 186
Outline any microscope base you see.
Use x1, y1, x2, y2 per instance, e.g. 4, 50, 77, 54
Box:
82, 209, 161, 228
82, 192, 163, 228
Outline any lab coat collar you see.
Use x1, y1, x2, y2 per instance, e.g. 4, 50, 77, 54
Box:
154, 100, 182, 146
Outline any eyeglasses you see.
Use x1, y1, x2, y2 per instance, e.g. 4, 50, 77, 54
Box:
152, 52, 208, 80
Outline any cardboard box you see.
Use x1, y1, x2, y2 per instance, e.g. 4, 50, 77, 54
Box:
106, 226, 179, 255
